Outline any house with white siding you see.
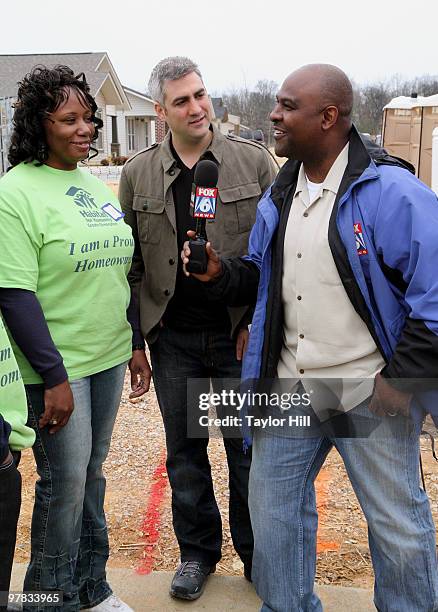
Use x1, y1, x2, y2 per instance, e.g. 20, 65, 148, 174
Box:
0, 52, 159, 169
211, 97, 241, 135
117, 86, 157, 156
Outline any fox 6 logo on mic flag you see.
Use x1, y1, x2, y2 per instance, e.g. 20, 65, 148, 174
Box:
193, 186, 218, 219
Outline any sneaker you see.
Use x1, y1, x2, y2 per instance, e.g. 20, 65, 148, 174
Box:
81, 594, 133, 612
170, 560, 215, 600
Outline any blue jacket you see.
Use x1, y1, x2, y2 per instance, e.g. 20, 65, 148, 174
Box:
212, 128, 438, 434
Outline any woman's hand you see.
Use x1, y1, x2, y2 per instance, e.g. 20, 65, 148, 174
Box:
40, 380, 74, 434
1, 450, 13, 466
129, 349, 152, 399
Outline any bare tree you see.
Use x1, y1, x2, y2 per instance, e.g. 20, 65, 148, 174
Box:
354, 82, 392, 135
220, 74, 438, 141
222, 80, 278, 145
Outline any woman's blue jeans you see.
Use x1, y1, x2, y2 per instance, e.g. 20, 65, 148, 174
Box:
249, 401, 438, 612
24, 363, 127, 612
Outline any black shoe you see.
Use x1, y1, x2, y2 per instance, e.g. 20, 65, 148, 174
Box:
170, 561, 215, 600
244, 563, 252, 582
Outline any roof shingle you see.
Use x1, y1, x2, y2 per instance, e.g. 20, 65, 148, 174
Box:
0, 52, 107, 98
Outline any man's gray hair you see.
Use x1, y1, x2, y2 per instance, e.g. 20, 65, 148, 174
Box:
148, 56, 203, 105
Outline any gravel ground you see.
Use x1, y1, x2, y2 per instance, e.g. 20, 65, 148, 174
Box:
16, 371, 438, 589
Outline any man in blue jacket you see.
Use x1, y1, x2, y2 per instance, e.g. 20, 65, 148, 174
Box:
182, 64, 438, 611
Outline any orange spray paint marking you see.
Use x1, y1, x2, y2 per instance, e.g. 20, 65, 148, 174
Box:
136, 448, 168, 575
315, 466, 339, 553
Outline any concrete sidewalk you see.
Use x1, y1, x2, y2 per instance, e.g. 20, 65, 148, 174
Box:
11, 564, 374, 611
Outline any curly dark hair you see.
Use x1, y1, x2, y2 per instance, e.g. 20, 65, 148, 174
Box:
8, 64, 104, 167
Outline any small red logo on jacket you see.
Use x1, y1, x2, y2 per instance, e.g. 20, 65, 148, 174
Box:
354, 222, 368, 255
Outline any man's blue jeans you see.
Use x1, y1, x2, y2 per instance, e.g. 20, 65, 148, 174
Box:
24, 363, 126, 612
150, 326, 253, 568
249, 402, 438, 612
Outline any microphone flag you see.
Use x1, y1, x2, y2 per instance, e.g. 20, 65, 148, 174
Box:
192, 186, 218, 219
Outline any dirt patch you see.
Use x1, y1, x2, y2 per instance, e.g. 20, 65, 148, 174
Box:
16, 374, 438, 589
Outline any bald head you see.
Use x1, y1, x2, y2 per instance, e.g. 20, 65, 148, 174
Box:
290, 64, 353, 120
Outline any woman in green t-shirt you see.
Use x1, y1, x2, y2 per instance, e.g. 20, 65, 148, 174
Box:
0, 66, 145, 612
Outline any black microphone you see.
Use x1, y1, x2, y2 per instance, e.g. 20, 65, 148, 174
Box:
186, 159, 219, 274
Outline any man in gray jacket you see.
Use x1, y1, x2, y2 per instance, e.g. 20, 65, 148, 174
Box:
119, 56, 276, 601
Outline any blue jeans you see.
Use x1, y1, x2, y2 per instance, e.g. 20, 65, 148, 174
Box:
150, 326, 253, 568
24, 363, 127, 612
249, 402, 438, 612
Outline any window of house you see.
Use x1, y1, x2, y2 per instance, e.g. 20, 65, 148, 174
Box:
394, 108, 411, 116
431, 107, 438, 114
127, 118, 136, 150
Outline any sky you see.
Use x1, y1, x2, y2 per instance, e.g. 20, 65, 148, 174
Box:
2, 0, 437, 95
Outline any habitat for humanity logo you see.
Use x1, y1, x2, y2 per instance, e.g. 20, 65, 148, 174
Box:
66, 187, 124, 227
66, 186, 98, 208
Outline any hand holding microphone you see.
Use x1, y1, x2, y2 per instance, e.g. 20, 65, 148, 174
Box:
185, 159, 219, 275
182, 230, 222, 281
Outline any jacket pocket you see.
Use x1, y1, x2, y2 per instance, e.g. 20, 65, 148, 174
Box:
218, 182, 261, 234
133, 195, 165, 245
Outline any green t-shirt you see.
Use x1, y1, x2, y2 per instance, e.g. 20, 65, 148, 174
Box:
0, 162, 134, 383
0, 316, 35, 450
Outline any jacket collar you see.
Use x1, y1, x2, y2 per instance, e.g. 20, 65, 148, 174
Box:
344, 124, 373, 185
160, 123, 224, 173
270, 125, 373, 212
